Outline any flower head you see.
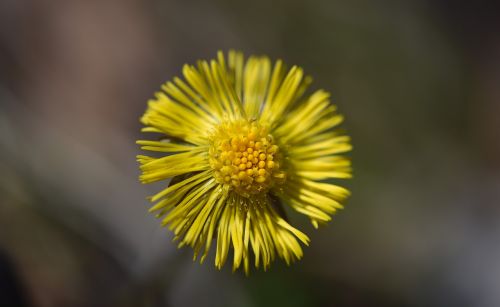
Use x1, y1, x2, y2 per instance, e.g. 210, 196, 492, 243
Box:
137, 51, 352, 273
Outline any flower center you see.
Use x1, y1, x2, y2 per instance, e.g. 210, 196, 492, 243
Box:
208, 120, 284, 197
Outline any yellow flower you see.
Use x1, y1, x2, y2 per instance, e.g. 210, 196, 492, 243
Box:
137, 50, 352, 274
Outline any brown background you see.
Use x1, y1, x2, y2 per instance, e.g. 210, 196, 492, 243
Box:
0, 0, 499, 306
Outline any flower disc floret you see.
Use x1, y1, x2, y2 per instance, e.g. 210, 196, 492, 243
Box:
209, 120, 284, 197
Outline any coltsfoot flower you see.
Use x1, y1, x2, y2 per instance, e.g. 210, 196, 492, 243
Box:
137, 50, 352, 273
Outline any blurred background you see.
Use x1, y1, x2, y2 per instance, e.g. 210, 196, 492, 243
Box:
0, 0, 499, 306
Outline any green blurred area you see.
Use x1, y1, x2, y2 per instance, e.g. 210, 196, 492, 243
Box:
0, 0, 499, 306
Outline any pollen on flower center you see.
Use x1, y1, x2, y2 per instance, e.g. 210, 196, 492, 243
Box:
208, 120, 284, 197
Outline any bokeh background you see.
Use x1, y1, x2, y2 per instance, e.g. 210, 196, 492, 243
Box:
1, 0, 499, 306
